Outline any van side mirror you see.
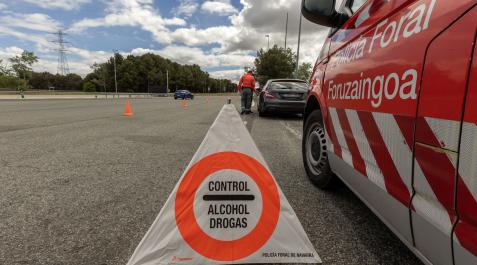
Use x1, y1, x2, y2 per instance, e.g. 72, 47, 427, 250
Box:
301, 0, 349, 28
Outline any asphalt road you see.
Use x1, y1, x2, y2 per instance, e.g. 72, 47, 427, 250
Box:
0, 96, 421, 265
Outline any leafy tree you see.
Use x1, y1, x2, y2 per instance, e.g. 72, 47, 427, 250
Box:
10, 51, 38, 81
88, 63, 107, 92
30, 72, 52, 90
254, 45, 296, 86
29, 72, 84, 91
83, 82, 96, 92
296, 62, 313, 82
0, 59, 8, 75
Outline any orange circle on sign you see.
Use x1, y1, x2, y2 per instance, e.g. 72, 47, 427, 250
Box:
174, 152, 280, 262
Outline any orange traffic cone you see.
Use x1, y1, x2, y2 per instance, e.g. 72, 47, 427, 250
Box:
182, 99, 187, 109
205, 97, 209, 105
123, 98, 134, 116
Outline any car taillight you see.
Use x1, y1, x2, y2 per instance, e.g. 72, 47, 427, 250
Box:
264, 91, 275, 99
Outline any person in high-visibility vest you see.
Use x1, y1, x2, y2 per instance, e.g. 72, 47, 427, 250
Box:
237, 70, 256, 115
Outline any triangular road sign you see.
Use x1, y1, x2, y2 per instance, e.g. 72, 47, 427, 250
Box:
127, 104, 321, 264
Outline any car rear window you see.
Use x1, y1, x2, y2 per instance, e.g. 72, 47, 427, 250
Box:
270, 82, 308, 91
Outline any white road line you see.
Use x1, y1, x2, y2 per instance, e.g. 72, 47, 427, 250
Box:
280, 121, 302, 139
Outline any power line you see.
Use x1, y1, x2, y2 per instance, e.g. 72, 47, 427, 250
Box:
51, 30, 70, 75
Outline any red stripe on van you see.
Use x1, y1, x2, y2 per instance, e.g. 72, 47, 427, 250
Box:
323, 108, 343, 159
357, 111, 411, 206
336, 109, 367, 177
455, 179, 477, 257
412, 118, 456, 223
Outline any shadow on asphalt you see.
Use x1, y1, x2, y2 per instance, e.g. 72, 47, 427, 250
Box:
258, 113, 304, 121
238, 111, 303, 133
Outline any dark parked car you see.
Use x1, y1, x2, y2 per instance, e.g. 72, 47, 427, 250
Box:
257, 79, 308, 116
174, 90, 194, 100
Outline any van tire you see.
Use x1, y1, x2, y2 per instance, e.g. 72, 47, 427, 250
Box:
302, 109, 336, 189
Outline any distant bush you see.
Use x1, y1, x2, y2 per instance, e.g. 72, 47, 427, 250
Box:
0, 75, 20, 89
18, 80, 28, 92
82, 82, 96, 92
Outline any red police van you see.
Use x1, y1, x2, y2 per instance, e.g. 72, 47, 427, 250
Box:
301, 0, 477, 264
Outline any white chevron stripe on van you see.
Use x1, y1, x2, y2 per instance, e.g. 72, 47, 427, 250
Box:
413, 163, 454, 234
372, 112, 413, 196
458, 122, 477, 202
425, 117, 461, 152
328, 107, 353, 167
345, 109, 386, 191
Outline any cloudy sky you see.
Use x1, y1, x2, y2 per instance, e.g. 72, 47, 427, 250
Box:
0, 0, 329, 81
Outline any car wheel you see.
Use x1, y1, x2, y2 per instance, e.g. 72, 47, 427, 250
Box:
258, 99, 266, 117
302, 110, 335, 189
174, 96, 177, 100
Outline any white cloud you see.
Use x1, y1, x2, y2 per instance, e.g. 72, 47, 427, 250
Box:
21, 0, 91, 10
0, 25, 110, 76
0, 46, 24, 63
0, 26, 51, 49
69, 0, 186, 44
170, 26, 239, 46
1, 0, 332, 79
209, 69, 244, 82
161, 0, 328, 69
173, 0, 199, 18
131, 46, 254, 69
0, 3, 7, 9
69, 0, 330, 72
201, 0, 238, 15
0, 13, 61, 32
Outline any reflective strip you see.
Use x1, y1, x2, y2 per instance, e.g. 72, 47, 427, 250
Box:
336, 109, 367, 176
458, 122, 477, 200
455, 121, 477, 256
329, 108, 353, 166
413, 163, 454, 234
323, 108, 341, 158
373, 112, 413, 196
394, 116, 455, 232
414, 119, 456, 216
345, 109, 386, 191
425, 117, 461, 151
357, 111, 410, 206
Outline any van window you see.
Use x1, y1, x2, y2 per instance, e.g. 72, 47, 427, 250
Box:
351, 0, 368, 12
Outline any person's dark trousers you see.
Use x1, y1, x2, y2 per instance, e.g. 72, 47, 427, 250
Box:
241, 88, 253, 113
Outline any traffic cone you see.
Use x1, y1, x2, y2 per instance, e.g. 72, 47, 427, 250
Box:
205, 97, 209, 105
123, 98, 134, 117
182, 99, 187, 109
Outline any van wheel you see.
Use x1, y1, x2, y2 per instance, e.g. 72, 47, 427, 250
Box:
302, 110, 335, 189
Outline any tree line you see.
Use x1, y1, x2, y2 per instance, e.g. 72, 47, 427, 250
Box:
0, 51, 236, 93
0, 47, 313, 93
84, 53, 236, 93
